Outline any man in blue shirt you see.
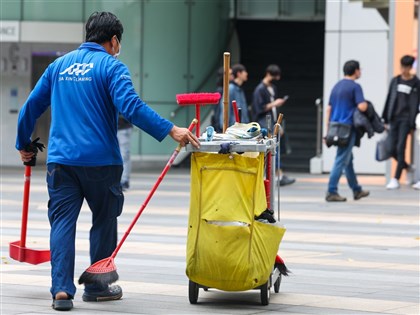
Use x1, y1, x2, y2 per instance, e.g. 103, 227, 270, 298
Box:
325, 60, 369, 202
16, 11, 199, 311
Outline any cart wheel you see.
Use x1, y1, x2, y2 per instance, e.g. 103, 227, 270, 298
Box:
260, 281, 270, 306
188, 280, 199, 304
274, 274, 282, 293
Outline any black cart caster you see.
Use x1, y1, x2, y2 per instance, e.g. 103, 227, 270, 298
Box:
260, 280, 270, 305
188, 280, 199, 304
274, 274, 282, 293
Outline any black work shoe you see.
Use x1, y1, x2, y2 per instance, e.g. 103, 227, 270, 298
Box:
354, 190, 369, 200
278, 176, 296, 186
325, 192, 347, 202
52, 298, 73, 311
82, 285, 123, 302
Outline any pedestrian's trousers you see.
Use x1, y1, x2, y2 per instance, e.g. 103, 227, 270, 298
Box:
117, 127, 132, 185
328, 130, 362, 194
388, 120, 411, 179
46, 164, 123, 298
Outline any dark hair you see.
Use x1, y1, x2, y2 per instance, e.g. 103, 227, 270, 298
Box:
232, 64, 246, 78
400, 55, 415, 67
85, 11, 124, 43
266, 64, 281, 76
343, 60, 360, 76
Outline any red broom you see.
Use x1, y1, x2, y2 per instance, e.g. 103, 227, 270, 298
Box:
175, 92, 221, 105
79, 119, 198, 286
275, 255, 291, 276
176, 92, 221, 136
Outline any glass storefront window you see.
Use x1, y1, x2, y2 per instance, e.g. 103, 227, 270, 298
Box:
1, 1, 21, 20
23, 0, 83, 22
237, 0, 325, 20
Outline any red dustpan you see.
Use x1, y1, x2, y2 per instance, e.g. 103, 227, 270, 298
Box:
9, 165, 50, 264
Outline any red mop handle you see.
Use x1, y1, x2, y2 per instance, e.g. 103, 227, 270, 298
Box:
20, 165, 31, 247
111, 119, 198, 259
232, 100, 240, 123
223, 52, 230, 133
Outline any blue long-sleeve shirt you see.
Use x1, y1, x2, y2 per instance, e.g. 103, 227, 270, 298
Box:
16, 42, 173, 166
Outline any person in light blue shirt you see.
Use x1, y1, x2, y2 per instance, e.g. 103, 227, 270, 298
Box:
16, 11, 199, 311
218, 64, 250, 128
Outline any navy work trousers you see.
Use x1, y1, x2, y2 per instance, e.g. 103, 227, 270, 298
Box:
46, 163, 123, 298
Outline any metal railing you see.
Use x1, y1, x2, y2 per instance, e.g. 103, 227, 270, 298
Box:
315, 97, 323, 157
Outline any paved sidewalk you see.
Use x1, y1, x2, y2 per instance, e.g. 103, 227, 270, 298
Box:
1, 166, 419, 314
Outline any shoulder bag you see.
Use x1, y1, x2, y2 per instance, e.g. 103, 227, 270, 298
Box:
325, 122, 352, 148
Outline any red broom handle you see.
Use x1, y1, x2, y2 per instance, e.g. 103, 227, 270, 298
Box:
20, 165, 31, 247
195, 104, 200, 137
266, 152, 272, 179
232, 100, 240, 123
223, 52, 230, 133
111, 119, 198, 259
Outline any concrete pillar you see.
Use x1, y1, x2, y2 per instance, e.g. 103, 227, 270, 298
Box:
387, 0, 417, 183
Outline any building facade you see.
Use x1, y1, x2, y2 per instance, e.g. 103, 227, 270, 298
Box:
1, 0, 418, 175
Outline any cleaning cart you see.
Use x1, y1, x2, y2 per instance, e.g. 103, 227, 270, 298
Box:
184, 134, 286, 305
181, 52, 287, 305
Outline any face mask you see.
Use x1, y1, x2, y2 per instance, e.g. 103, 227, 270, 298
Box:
113, 37, 121, 58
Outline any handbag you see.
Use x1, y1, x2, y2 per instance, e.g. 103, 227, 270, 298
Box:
325, 122, 352, 147
375, 130, 392, 161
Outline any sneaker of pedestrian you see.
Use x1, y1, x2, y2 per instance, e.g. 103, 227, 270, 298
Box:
412, 181, 420, 190
82, 285, 123, 302
354, 190, 370, 200
278, 175, 296, 186
325, 192, 347, 202
386, 178, 400, 190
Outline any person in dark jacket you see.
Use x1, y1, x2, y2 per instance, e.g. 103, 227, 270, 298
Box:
382, 55, 420, 189
252, 64, 295, 186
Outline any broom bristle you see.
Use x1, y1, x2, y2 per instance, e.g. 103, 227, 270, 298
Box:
78, 269, 119, 286
78, 257, 119, 286
275, 255, 291, 276
176, 92, 221, 105
275, 262, 291, 276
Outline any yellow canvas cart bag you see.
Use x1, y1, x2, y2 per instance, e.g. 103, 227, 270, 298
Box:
186, 151, 286, 291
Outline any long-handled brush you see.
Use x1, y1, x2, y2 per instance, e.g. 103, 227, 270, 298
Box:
79, 119, 198, 286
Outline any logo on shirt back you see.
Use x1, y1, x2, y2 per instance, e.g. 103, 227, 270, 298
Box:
60, 63, 93, 75
59, 63, 93, 82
